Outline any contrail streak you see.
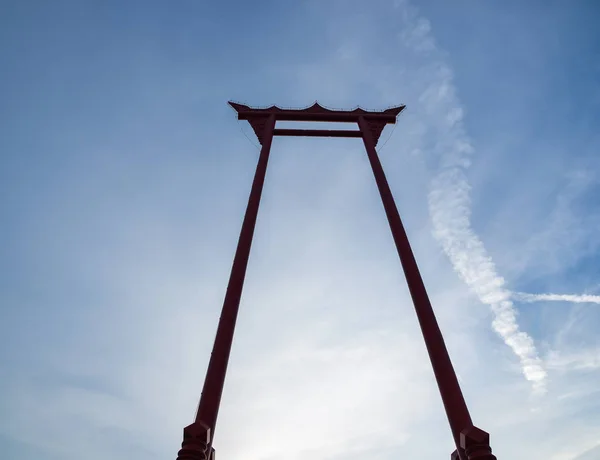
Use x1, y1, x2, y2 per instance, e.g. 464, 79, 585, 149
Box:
513, 292, 600, 304
398, 5, 547, 393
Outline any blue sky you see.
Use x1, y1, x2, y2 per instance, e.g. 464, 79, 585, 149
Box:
1, 0, 600, 459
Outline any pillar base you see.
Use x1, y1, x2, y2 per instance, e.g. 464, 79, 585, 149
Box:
176, 421, 211, 460
460, 426, 496, 460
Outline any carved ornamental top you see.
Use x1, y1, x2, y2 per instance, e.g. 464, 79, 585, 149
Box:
228, 101, 405, 145
228, 101, 404, 122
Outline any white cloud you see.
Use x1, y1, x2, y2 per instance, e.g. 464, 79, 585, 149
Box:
514, 292, 600, 305
395, 4, 547, 393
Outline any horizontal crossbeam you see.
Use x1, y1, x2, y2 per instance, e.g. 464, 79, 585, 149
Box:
242, 112, 398, 123
273, 129, 363, 138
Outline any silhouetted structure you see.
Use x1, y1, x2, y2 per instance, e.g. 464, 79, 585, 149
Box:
175, 102, 497, 460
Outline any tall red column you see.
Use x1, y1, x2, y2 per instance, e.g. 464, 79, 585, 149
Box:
357, 116, 496, 460
174, 102, 497, 459
176, 114, 276, 460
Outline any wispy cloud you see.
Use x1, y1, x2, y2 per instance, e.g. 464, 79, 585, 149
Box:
397, 4, 548, 393
547, 348, 600, 371
514, 292, 600, 305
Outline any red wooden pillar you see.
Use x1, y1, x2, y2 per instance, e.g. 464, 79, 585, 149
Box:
174, 102, 497, 460
357, 116, 495, 460
176, 114, 276, 460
